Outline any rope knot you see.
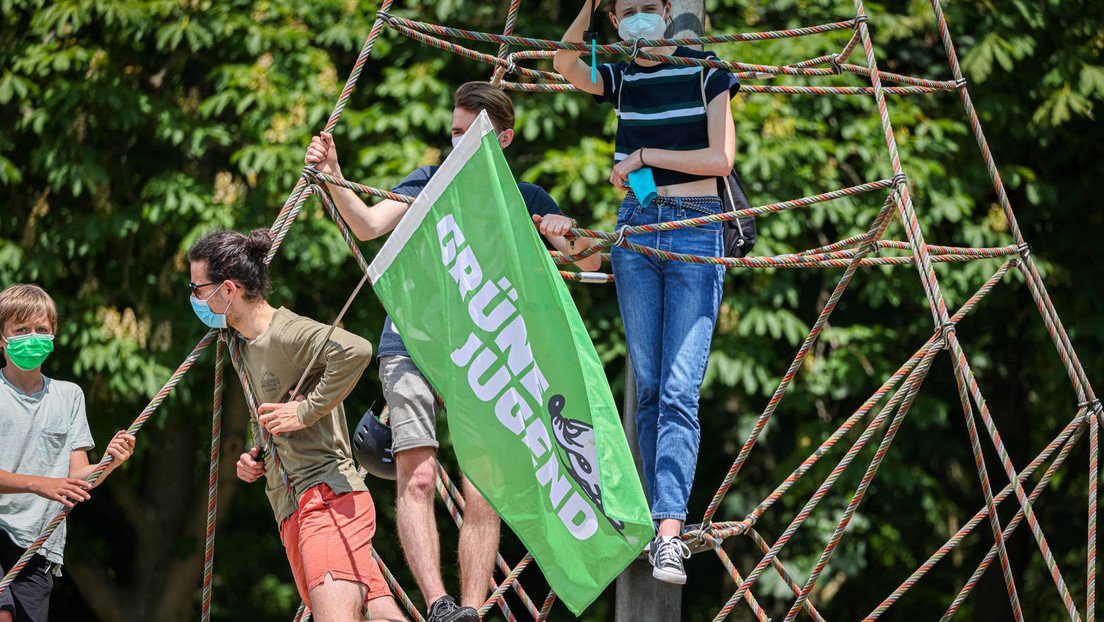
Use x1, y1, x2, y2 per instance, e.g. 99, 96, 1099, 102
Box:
829, 54, 843, 75
892, 172, 907, 187
1018, 242, 1032, 259
630, 37, 642, 59
854, 14, 869, 24
939, 322, 956, 349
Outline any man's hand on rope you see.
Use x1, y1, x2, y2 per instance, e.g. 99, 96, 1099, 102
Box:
305, 132, 342, 177
258, 390, 308, 436
26, 476, 91, 508
533, 213, 575, 237
236, 447, 265, 483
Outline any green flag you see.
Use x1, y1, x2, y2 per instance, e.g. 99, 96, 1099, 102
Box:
367, 111, 654, 614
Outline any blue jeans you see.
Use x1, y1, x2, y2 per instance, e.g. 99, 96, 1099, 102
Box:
612, 192, 725, 521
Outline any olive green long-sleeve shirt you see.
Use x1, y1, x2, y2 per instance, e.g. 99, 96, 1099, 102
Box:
237, 307, 372, 523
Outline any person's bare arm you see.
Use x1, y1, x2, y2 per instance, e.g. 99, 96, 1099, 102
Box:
553, 1, 606, 96
610, 91, 736, 187
533, 214, 603, 272
305, 132, 412, 240
68, 432, 135, 488
0, 468, 90, 508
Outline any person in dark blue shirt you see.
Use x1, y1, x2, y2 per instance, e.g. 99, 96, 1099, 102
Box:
554, 0, 740, 585
304, 82, 598, 622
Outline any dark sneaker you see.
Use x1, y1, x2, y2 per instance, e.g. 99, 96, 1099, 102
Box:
649, 535, 691, 585
426, 595, 480, 622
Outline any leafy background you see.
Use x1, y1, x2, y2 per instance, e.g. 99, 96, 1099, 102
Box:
1, 0, 1102, 619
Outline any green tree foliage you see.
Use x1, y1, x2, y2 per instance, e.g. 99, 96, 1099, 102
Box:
1, 0, 1101, 619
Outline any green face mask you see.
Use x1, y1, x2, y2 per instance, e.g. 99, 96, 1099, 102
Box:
3, 334, 55, 371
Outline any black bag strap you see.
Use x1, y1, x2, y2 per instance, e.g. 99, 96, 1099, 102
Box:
701, 67, 747, 238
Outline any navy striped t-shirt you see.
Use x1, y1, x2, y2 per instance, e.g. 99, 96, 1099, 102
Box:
595, 46, 740, 187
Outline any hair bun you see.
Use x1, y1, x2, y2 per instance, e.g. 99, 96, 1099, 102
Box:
245, 228, 274, 258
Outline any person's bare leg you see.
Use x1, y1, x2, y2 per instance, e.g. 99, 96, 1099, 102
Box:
308, 574, 369, 622
657, 518, 682, 538
458, 476, 500, 609
396, 446, 447, 608
0, 610, 11, 622
365, 593, 410, 622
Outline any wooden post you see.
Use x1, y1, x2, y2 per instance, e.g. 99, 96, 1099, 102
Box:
616, 362, 684, 621
614, 1, 704, 619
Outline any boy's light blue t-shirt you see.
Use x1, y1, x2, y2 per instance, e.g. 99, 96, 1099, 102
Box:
0, 369, 94, 564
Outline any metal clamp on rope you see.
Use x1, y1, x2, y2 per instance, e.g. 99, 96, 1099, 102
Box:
613, 224, 630, 247
829, 54, 843, 75
939, 321, 956, 349
1018, 242, 1032, 259
955, 78, 968, 90
630, 37, 642, 59
577, 272, 610, 284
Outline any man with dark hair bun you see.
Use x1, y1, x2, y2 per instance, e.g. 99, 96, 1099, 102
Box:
305, 82, 598, 622
187, 230, 407, 622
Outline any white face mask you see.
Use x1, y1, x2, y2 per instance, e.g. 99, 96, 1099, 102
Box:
617, 12, 667, 42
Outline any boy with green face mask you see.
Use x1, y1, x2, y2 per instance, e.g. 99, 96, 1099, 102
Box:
0, 284, 136, 622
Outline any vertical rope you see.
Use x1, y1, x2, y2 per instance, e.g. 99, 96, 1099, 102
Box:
1091, 408, 1099, 622
490, 0, 522, 86
924, 0, 1097, 406
200, 337, 226, 622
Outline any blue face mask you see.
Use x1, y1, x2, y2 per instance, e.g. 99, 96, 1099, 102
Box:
190, 287, 233, 329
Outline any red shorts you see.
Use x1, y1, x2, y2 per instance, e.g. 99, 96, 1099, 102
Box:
279, 483, 391, 607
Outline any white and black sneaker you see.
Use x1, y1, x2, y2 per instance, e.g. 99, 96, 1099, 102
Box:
648, 535, 691, 585
426, 595, 480, 622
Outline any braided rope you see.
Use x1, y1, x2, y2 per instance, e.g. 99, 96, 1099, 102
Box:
849, 2, 1029, 616
372, 549, 428, 622
478, 553, 534, 618
500, 80, 944, 96
865, 413, 1085, 619
702, 535, 777, 621
200, 338, 225, 622
940, 412, 1089, 620
489, 0, 522, 86
381, 11, 856, 50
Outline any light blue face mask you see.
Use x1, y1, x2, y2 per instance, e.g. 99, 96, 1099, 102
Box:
617, 12, 667, 42
190, 287, 233, 329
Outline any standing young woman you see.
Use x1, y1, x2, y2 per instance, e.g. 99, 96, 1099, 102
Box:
554, 0, 739, 584
187, 229, 406, 622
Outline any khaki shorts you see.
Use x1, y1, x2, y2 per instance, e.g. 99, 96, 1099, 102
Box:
378, 355, 442, 454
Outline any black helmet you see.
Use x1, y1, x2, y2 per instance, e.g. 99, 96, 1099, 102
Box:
352, 405, 396, 480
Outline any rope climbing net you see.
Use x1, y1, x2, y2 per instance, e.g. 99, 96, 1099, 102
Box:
2, 0, 1099, 620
